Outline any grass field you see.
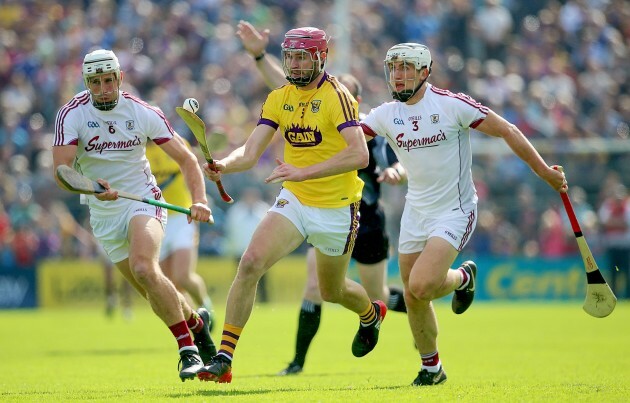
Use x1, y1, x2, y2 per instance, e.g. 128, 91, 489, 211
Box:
1, 301, 628, 402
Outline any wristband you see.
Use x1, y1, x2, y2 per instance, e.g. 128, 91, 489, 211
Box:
254, 52, 265, 61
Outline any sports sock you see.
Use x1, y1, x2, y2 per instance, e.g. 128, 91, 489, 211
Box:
169, 321, 195, 349
217, 323, 243, 362
187, 311, 204, 333
387, 286, 407, 313
421, 351, 441, 373
457, 267, 470, 290
359, 301, 377, 326
293, 300, 322, 366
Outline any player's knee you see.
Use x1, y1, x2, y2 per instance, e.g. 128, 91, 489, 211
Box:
235, 252, 267, 283
130, 259, 159, 286
319, 287, 341, 303
407, 280, 435, 302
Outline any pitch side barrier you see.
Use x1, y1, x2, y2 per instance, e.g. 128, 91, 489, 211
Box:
1, 255, 602, 309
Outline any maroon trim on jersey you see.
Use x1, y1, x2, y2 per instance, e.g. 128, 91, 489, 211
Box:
430, 86, 490, 115
55, 92, 90, 146
150, 187, 164, 222
337, 120, 360, 132
457, 210, 475, 251
122, 92, 176, 135
470, 118, 484, 128
153, 137, 171, 145
360, 123, 377, 138
258, 118, 279, 130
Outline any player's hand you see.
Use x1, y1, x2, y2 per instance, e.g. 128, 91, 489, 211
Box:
94, 179, 119, 201
549, 165, 569, 193
236, 20, 269, 57
188, 202, 213, 224
203, 161, 225, 182
378, 166, 406, 185
265, 158, 302, 184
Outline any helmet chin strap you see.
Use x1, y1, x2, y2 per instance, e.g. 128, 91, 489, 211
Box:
392, 75, 429, 102
90, 86, 120, 111
92, 99, 118, 111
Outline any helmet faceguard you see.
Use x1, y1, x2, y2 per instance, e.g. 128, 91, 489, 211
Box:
82, 49, 122, 111
384, 43, 432, 102
281, 27, 328, 87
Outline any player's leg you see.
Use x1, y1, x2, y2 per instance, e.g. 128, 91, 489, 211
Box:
279, 247, 322, 376
159, 216, 207, 308
354, 205, 406, 312
398, 205, 478, 386
103, 255, 117, 317
358, 259, 407, 314
198, 211, 305, 383
315, 249, 386, 357
157, 220, 217, 365
126, 214, 203, 381
357, 260, 388, 302
399, 239, 457, 387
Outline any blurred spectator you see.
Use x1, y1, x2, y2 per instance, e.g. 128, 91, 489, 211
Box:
0, 0, 627, 269
598, 184, 630, 299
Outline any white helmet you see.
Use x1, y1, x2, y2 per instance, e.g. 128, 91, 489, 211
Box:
82, 49, 122, 110
384, 43, 432, 102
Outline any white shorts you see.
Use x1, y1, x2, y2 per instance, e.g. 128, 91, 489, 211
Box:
159, 213, 198, 261
270, 188, 360, 256
90, 199, 167, 263
398, 204, 477, 254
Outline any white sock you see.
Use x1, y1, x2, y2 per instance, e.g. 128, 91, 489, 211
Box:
422, 361, 441, 373
456, 267, 469, 290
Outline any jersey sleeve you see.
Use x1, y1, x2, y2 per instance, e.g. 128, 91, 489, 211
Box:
259, 90, 281, 130
54, 96, 86, 146
144, 105, 175, 144
360, 105, 385, 139
449, 92, 489, 129
327, 80, 360, 133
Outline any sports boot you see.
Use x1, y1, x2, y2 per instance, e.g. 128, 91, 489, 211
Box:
178, 347, 203, 382
351, 300, 387, 357
197, 354, 233, 383
194, 308, 217, 364
452, 260, 477, 314
412, 368, 447, 386
277, 361, 303, 376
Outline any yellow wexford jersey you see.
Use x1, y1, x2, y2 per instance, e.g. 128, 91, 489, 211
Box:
259, 72, 364, 208
145, 139, 192, 214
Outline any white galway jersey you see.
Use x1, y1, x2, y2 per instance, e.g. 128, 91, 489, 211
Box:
361, 84, 489, 216
54, 90, 174, 216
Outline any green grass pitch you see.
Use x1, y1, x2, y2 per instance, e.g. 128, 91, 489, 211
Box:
1, 301, 628, 402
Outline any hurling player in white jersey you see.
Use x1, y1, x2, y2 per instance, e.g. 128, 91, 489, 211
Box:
361, 43, 568, 386
52, 49, 216, 382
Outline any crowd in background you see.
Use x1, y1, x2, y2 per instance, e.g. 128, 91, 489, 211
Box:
0, 0, 628, 289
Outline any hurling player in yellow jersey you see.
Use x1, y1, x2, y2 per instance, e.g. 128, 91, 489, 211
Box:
146, 140, 215, 330
199, 27, 387, 383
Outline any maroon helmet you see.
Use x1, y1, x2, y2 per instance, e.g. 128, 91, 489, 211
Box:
281, 27, 329, 86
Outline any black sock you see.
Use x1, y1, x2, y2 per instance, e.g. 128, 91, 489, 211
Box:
387, 286, 407, 313
293, 300, 321, 367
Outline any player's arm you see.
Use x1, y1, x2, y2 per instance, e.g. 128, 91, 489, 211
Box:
372, 138, 406, 184
52, 144, 78, 191
52, 144, 117, 200
159, 134, 212, 222
237, 20, 286, 89
206, 123, 277, 178
265, 125, 368, 184
475, 110, 566, 192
